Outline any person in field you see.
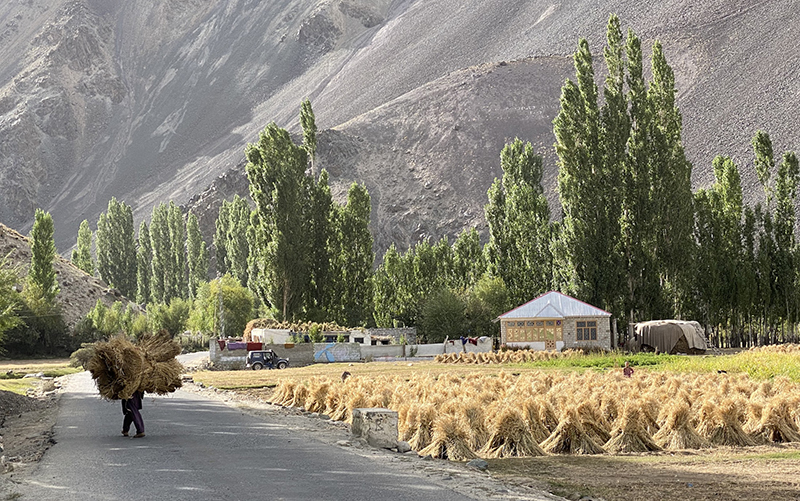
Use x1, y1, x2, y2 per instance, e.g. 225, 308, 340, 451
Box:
623, 361, 634, 378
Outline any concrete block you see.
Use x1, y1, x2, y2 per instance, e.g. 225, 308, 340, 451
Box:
351, 408, 398, 449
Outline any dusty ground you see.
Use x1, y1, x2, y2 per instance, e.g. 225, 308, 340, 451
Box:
0, 380, 61, 480
4, 373, 800, 501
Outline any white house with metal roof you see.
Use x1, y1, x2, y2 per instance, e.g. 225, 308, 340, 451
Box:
498, 291, 612, 351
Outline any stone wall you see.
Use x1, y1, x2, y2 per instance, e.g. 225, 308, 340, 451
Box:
561, 317, 612, 351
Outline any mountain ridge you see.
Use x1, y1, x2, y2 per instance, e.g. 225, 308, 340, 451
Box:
1, 0, 797, 255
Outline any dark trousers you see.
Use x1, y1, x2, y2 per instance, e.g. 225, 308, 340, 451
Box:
121, 391, 144, 434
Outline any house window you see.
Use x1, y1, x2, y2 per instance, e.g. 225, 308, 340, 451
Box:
576, 320, 598, 341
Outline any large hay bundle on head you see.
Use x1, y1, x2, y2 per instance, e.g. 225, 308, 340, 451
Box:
604, 402, 662, 454
87, 332, 183, 399
480, 406, 546, 458
540, 407, 606, 455
138, 358, 183, 395
418, 415, 478, 461
87, 336, 144, 400
137, 330, 181, 362
652, 400, 712, 450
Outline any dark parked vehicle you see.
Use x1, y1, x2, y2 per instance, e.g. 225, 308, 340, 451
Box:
246, 349, 289, 370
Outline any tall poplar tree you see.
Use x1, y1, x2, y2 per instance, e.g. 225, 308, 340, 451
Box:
186, 212, 208, 298
168, 202, 188, 300
554, 37, 611, 310
29, 209, 59, 302
452, 227, 485, 292
136, 221, 151, 305
485, 138, 552, 306
214, 202, 230, 276
95, 198, 137, 298
329, 182, 374, 326
149, 203, 171, 304
648, 41, 695, 316
71, 219, 94, 275
214, 195, 251, 285
308, 170, 334, 317
300, 99, 318, 170
246, 122, 311, 320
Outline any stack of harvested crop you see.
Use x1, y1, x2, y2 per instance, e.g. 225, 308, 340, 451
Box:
698, 398, 757, 447
480, 406, 546, 458
541, 406, 605, 455
604, 402, 662, 454
652, 401, 711, 450
418, 415, 477, 461
87, 331, 182, 399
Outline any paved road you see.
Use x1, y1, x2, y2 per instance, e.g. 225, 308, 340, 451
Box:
12, 372, 482, 501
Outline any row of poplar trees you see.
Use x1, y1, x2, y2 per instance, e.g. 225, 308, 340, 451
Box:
215, 100, 375, 327
71, 199, 209, 305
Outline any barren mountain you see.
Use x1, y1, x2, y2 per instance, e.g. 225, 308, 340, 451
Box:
1, 0, 798, 255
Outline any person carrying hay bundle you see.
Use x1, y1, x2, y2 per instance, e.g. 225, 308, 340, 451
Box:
87, 332, 184, 438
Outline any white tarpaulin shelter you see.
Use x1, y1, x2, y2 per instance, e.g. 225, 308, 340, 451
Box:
634, 320, 708, 354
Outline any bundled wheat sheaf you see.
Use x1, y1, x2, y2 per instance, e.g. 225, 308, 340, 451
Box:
87, 331, 183, 400
268, 368, 800, 461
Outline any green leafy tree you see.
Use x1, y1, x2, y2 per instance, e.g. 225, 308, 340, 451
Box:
419, 288, 466, 343
452, 227, 485, 291
373, 244, 412, 327
0, 255, 22, 346
149, 203, 171, 303
214, 201, 230, 276
71, 219, 94, 275
307, 171, 334, 319
464, 274, 509, 339
168, 201, 188, 300
188, 274, 254, 338
96, 198, 137, 298
329, 182, 374, 326
29, 209, 60, 303
554, 38, 609, 309
300, 99, 318, 168
186, 213, 208, 298
214, 195, 251, 286
136, 221, 152, 304
148, 298, 192, 338
485, 138, 552, 306
246, 123, 311, 320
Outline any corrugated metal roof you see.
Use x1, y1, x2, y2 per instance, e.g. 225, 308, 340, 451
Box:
499, 291, 611, 319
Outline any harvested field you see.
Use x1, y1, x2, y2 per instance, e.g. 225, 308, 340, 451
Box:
212, 352, 800, 461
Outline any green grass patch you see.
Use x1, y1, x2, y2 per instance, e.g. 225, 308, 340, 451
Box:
0, 378, 38, 395
516, 350, 800, 381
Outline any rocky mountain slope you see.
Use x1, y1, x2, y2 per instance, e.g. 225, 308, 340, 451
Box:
1, 0, 798, 255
